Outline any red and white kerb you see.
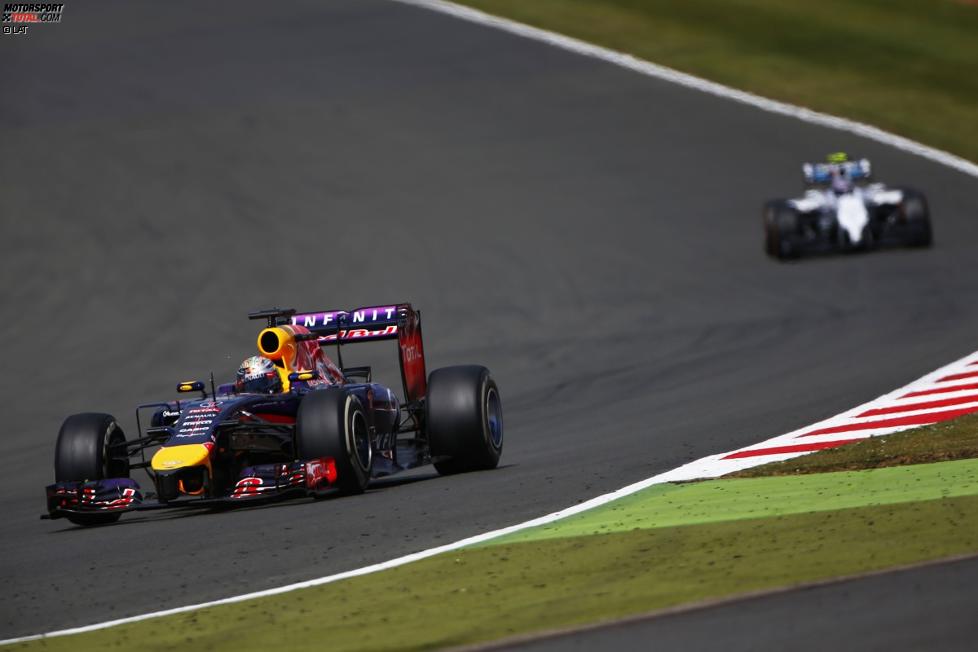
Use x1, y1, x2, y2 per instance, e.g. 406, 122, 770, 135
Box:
657, 351, 978, 481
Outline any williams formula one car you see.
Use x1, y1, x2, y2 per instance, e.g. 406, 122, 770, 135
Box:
45, 303, 503, 526
763, 153, 932, 260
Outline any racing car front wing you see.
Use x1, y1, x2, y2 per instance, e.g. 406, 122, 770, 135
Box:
43, 457, 338, 520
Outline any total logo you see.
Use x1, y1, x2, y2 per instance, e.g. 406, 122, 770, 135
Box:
402, 344, 422, 363
2, 3, 65, 36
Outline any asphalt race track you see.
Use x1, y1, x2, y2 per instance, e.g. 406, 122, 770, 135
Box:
2, 0, 977, 644
503, 554, 978, 652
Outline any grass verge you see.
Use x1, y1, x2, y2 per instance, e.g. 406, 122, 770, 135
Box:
451, 0, 978, 163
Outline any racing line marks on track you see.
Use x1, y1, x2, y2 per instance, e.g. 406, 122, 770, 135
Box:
5, 351, 978, 646
392, 0, 978, 180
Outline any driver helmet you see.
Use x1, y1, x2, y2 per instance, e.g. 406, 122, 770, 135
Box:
831, 168, 853, 194
235, 356, 282, 394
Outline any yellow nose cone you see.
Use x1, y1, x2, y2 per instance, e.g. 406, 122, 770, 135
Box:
151, 444, 211, 472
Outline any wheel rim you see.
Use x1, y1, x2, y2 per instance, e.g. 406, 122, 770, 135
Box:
485, 387, 503, 449
350, 408, 371, 472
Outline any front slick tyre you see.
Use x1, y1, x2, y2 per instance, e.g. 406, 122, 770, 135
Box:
763, 201, 800, 260
296, 388, 372, 495
55, 412, 129, 526
427, 365, 503, 475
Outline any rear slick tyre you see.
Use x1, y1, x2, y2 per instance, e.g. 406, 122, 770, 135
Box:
427, 365, 503, 475
899, 189, 933, 248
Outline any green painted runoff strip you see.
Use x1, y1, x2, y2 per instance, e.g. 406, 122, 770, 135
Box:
486, 458, 978, 545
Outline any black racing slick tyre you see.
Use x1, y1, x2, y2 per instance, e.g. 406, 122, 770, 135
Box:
898, 189, 933, 247
426, 365, 503, 475
296, 388, 372, 495
763, 200, 800, 260
54, 413, 129, 526
860, 223, 876, 251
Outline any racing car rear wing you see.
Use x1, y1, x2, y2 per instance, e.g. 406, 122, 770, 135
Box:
249, 304, 427, 402
292, 305, 403, 342
803, 158, 871, 185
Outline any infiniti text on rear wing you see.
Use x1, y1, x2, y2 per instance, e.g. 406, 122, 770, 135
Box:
290, 304, 402, 342
290, 304, 427, 403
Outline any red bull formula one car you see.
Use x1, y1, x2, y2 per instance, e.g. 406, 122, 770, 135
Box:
44, 304, 503, 526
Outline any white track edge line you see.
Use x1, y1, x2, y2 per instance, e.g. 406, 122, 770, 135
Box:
391, 0, 978, 179
5, 1, 978, 643
4, 349, 977, 646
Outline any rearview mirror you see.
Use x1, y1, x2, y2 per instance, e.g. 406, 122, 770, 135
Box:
288, 370, 320, 383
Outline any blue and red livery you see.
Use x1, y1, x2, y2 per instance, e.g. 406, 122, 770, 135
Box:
45, 304, 503, 526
